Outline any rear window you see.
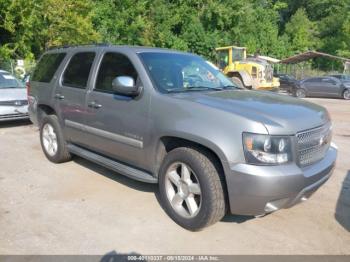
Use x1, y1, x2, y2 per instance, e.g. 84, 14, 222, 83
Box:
62, 52, 95, 88
0, 73, 24, 89
31, 53, 66, 83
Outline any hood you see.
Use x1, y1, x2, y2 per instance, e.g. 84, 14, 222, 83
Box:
171, 90, 329, 135
0, 88, 27, 102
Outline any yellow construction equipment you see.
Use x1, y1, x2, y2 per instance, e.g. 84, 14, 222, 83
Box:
215, 46, 280, 90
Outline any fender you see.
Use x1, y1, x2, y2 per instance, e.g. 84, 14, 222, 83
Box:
152, 131, 232, 179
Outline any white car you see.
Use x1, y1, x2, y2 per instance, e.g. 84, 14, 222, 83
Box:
0, 70, 29, 121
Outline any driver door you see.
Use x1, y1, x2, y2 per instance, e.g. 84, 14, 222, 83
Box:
83, 51, 151, 169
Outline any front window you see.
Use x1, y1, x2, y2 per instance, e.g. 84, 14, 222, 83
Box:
232, 48, 244, 62
139, 52, 236, 93
0, 73, 24, 89
95, 52, 139, 93
216, 50, 229, 70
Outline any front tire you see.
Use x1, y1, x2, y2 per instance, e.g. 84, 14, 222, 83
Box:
40, 114, 72, 163
231, 76, 252, 90
159, 147, 226, 231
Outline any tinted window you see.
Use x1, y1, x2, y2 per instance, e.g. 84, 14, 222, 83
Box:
305, 78, 321, 83
322, 78, 336, 84
31, 53, 66, 83
62, 52, 95, 88
278, 75, 286, 80
139, 52, 234, 93
95, 52, 138, 92
217, 50, 228, 70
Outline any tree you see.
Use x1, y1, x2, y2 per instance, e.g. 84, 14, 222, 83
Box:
0, 0, 100, 60
284, 8, 319, 54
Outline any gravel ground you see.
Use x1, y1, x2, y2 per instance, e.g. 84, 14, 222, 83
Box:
0, 98, 349, 255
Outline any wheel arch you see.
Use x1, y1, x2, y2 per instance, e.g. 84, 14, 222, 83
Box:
37, 104, 56, 125
154, 135, 230, 212
154, 135, 229, 182
342, 88, 350, 99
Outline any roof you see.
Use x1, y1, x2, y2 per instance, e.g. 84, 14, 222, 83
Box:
257, 55, 280, 63
280, 51, 350, 64
45, 44, 189, 55
215, 46, 246, 51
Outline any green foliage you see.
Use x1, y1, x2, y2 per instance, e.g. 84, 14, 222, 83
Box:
284, 8, 319, 54
0, 0, 349, 71
0, 0, 100, 61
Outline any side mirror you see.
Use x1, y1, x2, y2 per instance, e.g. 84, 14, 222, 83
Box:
112, 76, 141, 97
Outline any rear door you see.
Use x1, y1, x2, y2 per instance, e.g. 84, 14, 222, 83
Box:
55, 51, 96, 145
319, 77, 341, 97
83, 51, 151, 169
303, 78, 322, 96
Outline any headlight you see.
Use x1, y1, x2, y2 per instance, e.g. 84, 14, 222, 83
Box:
243, 133, 292, 165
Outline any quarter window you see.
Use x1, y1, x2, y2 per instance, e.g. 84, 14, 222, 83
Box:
95, 52, 138, 93
62, 52, 95, 88
32, 53, 66, 83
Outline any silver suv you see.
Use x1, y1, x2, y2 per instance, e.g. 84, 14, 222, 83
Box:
28, 45, 337, 231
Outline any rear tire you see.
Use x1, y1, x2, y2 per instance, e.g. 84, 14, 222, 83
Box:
295, 88, 306, 98
40, 114, 72, 163
159, 147, 226, 231
343, 89, 350, 100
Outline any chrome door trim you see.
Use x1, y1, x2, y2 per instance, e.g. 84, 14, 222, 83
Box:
65, 119, 143, 148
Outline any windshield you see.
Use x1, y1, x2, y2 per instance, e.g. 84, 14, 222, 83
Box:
139, 52, 236, 93
0, 73, 24, 89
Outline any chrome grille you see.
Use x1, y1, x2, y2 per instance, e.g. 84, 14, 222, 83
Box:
0, 100, 28, 106
297, 123, 332, 166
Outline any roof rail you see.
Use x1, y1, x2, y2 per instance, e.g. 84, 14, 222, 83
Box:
46, 43, 111, 51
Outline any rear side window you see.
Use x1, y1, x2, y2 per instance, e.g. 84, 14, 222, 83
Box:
95, 52, 138, 93
31, 53, 66, 83
62, 52, 95, 88
305, 78, 320, 83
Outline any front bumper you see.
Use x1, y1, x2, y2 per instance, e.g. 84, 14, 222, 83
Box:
226, 145, 337, 215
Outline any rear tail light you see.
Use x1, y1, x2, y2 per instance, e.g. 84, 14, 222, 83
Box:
26, 81, 30, 97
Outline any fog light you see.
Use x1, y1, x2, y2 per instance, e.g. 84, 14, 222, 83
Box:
264, 198, 290, 213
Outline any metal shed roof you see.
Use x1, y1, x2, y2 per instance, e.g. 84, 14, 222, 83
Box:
280, 51, 350, 64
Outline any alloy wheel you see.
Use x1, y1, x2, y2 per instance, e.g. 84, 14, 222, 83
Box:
42, 123, 58, 156
164, 162, 202, 218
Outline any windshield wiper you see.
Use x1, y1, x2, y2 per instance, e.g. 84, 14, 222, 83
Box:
166, 86, 223, 93
222, 85, 242, 89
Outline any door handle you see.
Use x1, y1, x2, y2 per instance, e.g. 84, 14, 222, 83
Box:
54, 94, 65, 100
88, 101, 102, 109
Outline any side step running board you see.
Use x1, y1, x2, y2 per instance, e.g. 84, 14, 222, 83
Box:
67, 144, 158, 184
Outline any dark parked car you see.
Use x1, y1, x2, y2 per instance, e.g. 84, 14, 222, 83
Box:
295, 76, 350, 99
274, 73, 297, 93
28, 45, 336, 230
